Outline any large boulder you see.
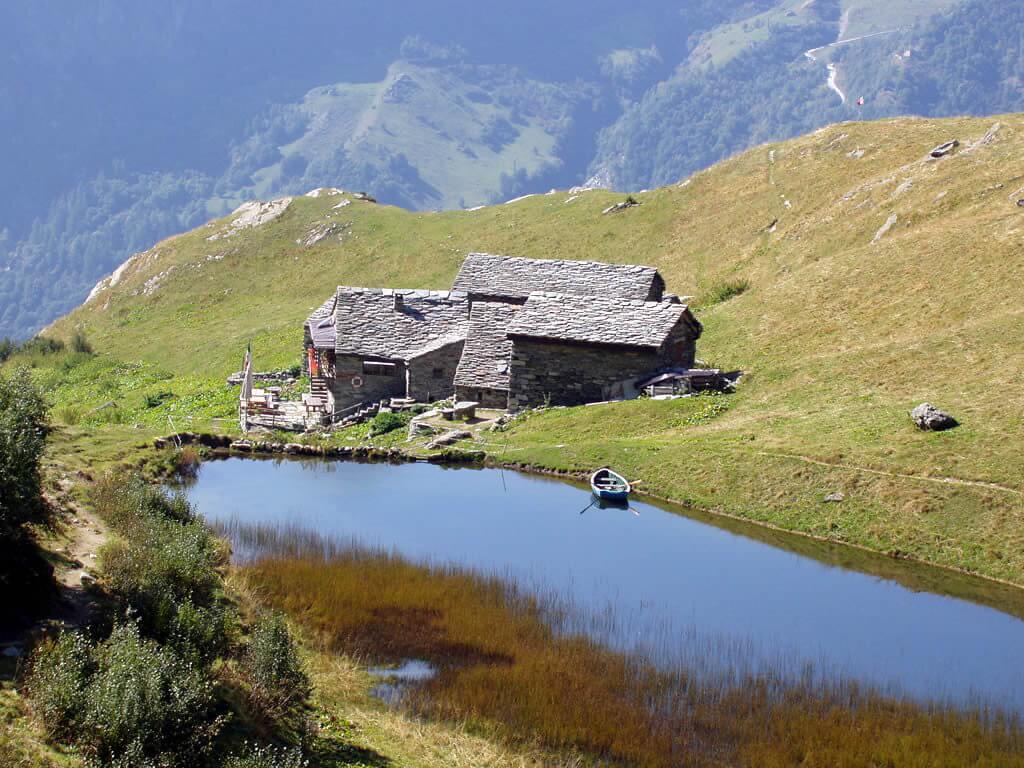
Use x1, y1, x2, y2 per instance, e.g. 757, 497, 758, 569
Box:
910, 403, 958, 432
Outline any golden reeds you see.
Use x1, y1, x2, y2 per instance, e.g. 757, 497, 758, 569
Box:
228, 522, 1024, 767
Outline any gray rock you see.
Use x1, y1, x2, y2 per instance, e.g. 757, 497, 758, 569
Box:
602, 196, 640, 215
427, 430, 472, 450
930, 140, 959, 159
872, 213, 898, 244
823, 492, 845, 503
910, 403, 958, 432
408, 421, 441, 439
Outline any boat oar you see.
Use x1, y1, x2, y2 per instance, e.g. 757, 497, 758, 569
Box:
579, 498, 598, 515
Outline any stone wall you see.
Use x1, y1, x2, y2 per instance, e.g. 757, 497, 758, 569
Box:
508, 323, 697, 409
407, 340, 464, 403
455, 386, 510, 409
331, 354, 406, 411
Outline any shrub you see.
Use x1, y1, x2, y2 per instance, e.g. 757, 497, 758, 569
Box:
56, 404, 83, 425
92, 474, 197, 531
70, 331, 93, 355
0, 337, 15, 363
0, 367, 49, 528
243, 613, 310, 717
28, 624, 223, 764
81, 623, 222, 765
101, 517, 223, 639
142, 391, 174, 409
25, 632, 92, 742
368, 410, 407, 437
167, 598, 234, 664
17, 336, 65, 357
224, 742, 307, 768
702, 278, 750, 306
92, 475, 228, 653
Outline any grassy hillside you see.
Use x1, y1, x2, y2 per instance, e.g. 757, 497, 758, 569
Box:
38, 113, 1024, 584
211, 59, 594, 213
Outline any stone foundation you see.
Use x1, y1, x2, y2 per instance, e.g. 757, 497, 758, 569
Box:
455, 386, 509, 409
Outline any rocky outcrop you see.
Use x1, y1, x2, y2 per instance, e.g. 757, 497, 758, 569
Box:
297, 222, 349, 247
910, 403, 958, 432
230, 198, 293, 229
872, 214, 898, 244
207, 197, 293, 241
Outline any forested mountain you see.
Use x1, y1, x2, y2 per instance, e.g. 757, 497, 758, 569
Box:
588, 0, 1024, 189
3, 0, 1024, 340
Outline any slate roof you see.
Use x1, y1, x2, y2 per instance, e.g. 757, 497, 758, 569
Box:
507, 293, 701, 349
305, 294, 339, 349
332, 287, 469, 360
452, 253, 664, 302
453, 302, 521, 391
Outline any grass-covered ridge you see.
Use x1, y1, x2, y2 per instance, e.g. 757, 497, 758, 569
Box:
36, 113, 1024, 583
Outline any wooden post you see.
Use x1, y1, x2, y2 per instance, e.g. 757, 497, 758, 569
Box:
239, 344, 254, 432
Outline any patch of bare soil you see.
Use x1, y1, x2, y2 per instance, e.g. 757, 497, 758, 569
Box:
46, 497, 108, 631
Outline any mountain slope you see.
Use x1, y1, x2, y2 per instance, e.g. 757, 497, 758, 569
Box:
7, 0, 1020, 342
0, 0, 753, 340
589, 0, 1023, 191
39, 113, 1024, 584
0, 55, 597, 341
212, 56, 597, 213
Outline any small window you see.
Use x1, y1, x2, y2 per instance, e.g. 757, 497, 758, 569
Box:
363, 361, 397, 377
431, 367, 444, 379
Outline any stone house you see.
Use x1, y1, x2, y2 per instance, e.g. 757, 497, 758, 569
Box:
505, 292, 701, 409
304, 288, 469, 413
304, 253, 702, 416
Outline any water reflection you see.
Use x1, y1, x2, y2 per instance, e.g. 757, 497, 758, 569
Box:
185, 457, 1024, 713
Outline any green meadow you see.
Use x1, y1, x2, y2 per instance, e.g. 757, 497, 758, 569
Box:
12, 113, 1018, 585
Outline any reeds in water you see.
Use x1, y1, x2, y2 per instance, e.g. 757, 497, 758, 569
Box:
218, 519, 1024, 767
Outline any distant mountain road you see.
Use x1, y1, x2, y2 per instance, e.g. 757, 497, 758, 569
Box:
804, 29, 901, 105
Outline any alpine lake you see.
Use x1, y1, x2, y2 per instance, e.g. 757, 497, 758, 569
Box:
182, 456, 1024, 717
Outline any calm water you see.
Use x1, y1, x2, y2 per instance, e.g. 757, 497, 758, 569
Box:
185, 457, 1024, 712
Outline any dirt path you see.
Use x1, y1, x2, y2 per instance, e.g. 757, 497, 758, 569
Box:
757, 451, 1024, 497
49, 498, 108, 629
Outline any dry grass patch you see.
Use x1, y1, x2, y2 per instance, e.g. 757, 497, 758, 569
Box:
236, 527, 1024, 768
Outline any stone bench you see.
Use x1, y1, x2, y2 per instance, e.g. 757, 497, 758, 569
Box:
453, 401, 480, 420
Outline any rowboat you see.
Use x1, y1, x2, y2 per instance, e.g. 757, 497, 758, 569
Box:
590, 467, 631, 502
